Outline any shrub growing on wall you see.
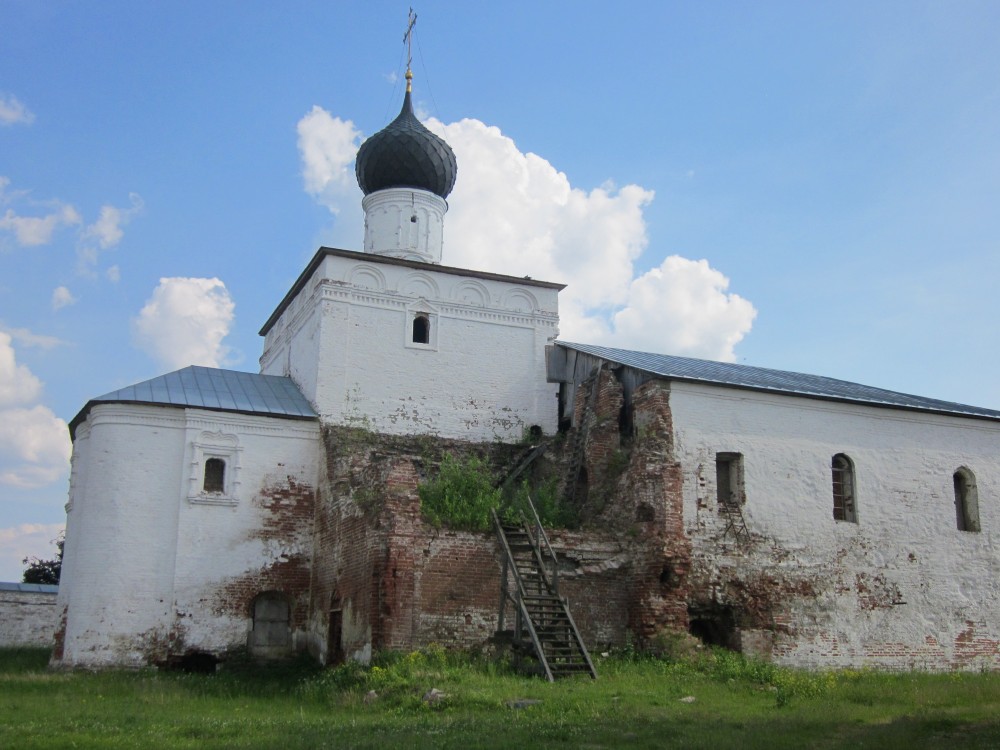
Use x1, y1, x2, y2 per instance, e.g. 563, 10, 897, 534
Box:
419, 454, 503, 531
419, 454, 578, 531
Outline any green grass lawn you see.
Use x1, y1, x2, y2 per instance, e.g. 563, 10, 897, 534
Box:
2, 646, 1000, 749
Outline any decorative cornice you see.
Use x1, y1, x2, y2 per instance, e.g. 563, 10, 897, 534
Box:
260, 246, 564, 336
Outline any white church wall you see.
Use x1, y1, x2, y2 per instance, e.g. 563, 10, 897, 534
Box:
671, 382, 1000, 670
55, 405, 319, 668
57, 405, 186, 667
170, 409, 319, 657
261, 251, 561, 441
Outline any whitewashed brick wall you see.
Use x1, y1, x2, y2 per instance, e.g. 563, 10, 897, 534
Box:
56, 405, 319, 668
672, 381, 1000, 670
261, 250, 561, 441
0, 585, 58, 647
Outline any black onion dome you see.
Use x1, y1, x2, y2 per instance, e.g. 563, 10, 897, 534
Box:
355, 91, 457, 199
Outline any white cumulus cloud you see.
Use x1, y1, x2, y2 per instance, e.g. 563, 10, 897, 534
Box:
132, 277, 236, 370
603, 256, 757, 360
83, 193, 144, 250
0, 204, 81, 247
0, 333, 70, 489
0, 94, 35, 126
77, 193, 144, 276
52, 286, 78, 311
0, 405, 72, 487
298, 106, 757, 361
0, 331, 43, 406
297, 107, 363, 209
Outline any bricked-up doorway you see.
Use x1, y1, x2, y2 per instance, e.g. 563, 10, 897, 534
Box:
249, 592, 291, 659
327, 594, 344, 665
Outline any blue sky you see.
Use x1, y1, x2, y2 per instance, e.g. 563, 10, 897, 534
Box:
2, 1, 999, 579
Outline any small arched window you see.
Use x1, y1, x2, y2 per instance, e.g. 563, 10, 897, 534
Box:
832, 454, 856, 523
953, 467, 981, 532
204, 458, 226, 494
412, 314, 430, 344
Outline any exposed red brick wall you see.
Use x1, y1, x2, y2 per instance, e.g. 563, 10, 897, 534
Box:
212, 476, 315, 641
311, 424, 668, 656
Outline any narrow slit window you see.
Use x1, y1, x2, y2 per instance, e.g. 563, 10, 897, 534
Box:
954, 467, 981, 532
412, 314, 430, 344
832, 453, 856, 523
204, 458, 226, 494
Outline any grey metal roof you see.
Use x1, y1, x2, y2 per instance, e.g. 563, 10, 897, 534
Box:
557, 341, 1000, 421
69, 366, 317, 438
0, 582, 58, 593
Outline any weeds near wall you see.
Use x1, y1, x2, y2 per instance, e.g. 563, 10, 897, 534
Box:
507, 477, 579, 529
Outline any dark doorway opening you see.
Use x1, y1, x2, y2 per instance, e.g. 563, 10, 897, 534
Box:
327, 595, 344, 666
687, 605, 739, 651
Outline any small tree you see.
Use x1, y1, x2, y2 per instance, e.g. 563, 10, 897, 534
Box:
22, 532, 63, 585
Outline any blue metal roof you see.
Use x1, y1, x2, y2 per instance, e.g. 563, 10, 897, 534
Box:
0, 582, 58, 593
558, 341, 1000, 421
70, 366, 317, 438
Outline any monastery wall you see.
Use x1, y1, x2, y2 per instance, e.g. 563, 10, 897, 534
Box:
261, 252, 560, 442
0, 585, 59, 647
670, 382, 1000, 670
54, 405, 319, 668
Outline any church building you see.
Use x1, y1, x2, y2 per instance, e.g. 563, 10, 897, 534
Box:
52, 67, 1000, 672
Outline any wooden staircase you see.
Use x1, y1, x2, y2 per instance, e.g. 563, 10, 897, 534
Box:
492, 502, 597, 681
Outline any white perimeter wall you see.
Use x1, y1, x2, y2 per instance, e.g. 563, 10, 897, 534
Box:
0, 588, 58, 647
260, 253, 560, 441
671, 381, 1000, 670
56, 404, 319, 668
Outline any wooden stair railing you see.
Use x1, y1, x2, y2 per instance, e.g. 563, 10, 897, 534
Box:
492, 497, 597, 681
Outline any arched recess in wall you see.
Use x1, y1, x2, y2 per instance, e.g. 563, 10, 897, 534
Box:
398, 272, 440, 299
348, 264, 387, 292
249, 591, 292, 659
953, 467, 981, 532
500, 288, 538, 314
451, 280, 489, 307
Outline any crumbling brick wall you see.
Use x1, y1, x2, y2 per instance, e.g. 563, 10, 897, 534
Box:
309, 427, 528, 663
566, 369, 691, 645
309, 421, 660, 662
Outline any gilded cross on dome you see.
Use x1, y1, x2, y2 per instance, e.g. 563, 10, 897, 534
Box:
403, 8, 417, 92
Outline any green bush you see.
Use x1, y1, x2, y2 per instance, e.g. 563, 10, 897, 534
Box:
419, 454, 503, 531
419, 453, 578, 532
